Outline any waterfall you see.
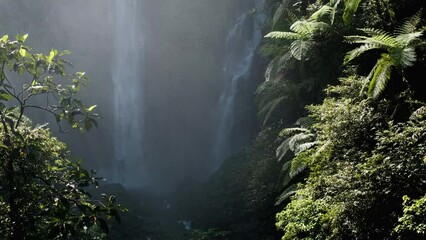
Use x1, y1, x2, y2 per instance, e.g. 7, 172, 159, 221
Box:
112, 0, 145, 186
211, 0, 266, 172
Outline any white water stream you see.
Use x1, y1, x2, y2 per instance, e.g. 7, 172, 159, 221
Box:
212, 0, 266, 172
112, 0, 145, 186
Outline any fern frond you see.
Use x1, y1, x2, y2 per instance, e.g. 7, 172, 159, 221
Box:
289, 163, 307, 179
309, 5, 334, 22
394, 47, 417, 68
344, 35, 368, 44
358, 28, 390, 37
295, 116, 316, 128
259, 96, 285, 126
279, 127, 310, 137
348, 29, 398, 48
281, 160, 292, 174
294, 142, 316, 155
265, 31, 300, 39
286, 9, 299, 23
369, 34, 399, 48
288, 133, 315, 152
272, 0, 290, 29
344, 43, 382, 64
290, 39, 312, 61
265, 57, 280, 82
275, 184, 297, 206
265, 52, 293, 82
395, 10, 422, 35
395, 32, 423, 46
276, 137, 292, 161
368, 56, 393, 98
291, 20, 329, 36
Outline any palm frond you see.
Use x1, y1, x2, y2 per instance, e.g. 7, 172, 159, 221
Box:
368, 56, 393, 98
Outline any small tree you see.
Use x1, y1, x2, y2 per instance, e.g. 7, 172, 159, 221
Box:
0, 34, 124, 239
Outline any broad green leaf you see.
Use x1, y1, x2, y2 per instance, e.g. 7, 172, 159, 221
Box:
0, 92, 12, 101
1, 35, 8, 42
19, 47, 27, 57
16, 33, 29, 42
343, 0, 361, 25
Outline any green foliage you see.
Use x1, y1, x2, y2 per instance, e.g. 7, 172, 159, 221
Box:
265, 19, 330, 61
0, 34, 100, 133
0, 34, 125, 239
342, 0, 362, 25
344, 13, 425, 98
394, 195, 426, 238
276, 76, 426, 239
0, 123, 126, 239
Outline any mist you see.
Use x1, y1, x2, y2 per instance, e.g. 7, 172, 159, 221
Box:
0, 0, 262, 194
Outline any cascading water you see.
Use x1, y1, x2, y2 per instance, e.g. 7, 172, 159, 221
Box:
112, 0, 145, 186
211, 0, 266, 172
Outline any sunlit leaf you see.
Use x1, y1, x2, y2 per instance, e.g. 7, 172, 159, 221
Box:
87, 105, 97, 112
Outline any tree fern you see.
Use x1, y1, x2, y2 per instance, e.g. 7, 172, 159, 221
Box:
265, 19, 330, 61
345, 13, 425, 98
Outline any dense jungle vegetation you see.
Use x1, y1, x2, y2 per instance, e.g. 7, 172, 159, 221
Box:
0, 0, 425, 239
174, 0, 426, 239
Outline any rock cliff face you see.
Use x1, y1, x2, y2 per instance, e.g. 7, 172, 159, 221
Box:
0, 0, 255, 192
